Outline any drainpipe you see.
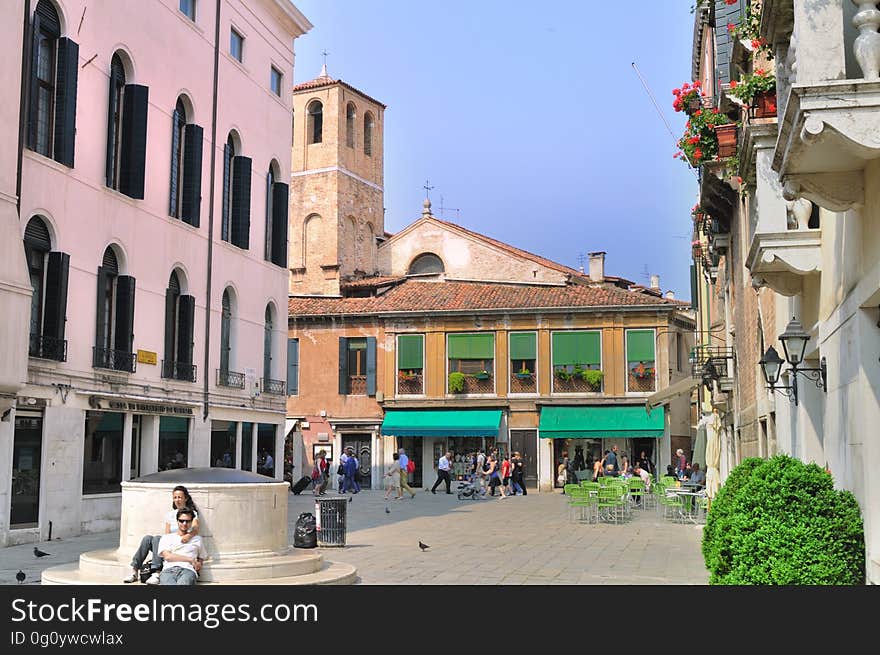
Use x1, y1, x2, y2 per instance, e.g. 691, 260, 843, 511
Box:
203, 0, 221, 421
16, 0, 31, 216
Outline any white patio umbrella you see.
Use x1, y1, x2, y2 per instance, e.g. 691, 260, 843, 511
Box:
704, 409, 722, 499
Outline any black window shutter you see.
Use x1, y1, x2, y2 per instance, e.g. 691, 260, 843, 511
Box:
164, 288, 177, 363
690, 264, 699, 310
53, 38, 79, 167
119, 84, 149, 199
177, 294, 195, 367
264, 171, 273, 261
231, 155, 252, 249
221, 143, 231, 241
181, 124, 203, 227
43, 251, 69, 341
287, 338, 299, 395
338, 337, 348, 394
114, 275, 136, 354
271, 182, 289, 267
366, 337, 377, 396
94, 266, 109, 350
26, 14, 41, 151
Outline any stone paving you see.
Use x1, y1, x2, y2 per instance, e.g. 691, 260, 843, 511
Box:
0, 488, 709, 585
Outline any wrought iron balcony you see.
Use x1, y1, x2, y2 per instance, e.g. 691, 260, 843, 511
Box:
29, 333, 67, 362
216, 368, 245, 389
262, 377, 286, 395
162, 360, 197, 382
691, 345, 735, 390
93, 346, 136, 373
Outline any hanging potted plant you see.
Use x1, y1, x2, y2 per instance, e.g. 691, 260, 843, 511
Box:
674, 108, 733, 167
729, 68, 776, 119
672, 81, 705, 116
514, 368, 533, 380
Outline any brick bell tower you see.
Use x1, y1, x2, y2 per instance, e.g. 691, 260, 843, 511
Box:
288, 64, 386, 296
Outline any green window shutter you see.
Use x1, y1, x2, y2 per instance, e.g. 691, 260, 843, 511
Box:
338, 337, 348, 395
509, 332, 536, 360
366, 337, 377, 396
627, 330, 655, 362
448, 333, 494, 359
398, 334, 423, 369
552, 331, 600, 366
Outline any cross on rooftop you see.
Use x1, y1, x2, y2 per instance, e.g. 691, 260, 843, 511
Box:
423, 180, 434, 199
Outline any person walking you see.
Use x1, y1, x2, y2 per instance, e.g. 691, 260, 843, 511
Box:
311, 450, 329, 496
604, 445, 620, 477
431, 451, 453, 494
397, 447, 417, 498
384, 452, 403, 501
500, 454, 513, 496
512, 451, 526, 495
484, 455, 507, 498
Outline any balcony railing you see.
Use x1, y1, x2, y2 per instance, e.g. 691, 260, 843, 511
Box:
691, 346, 734, 380
93, 347, 136, 373
627, 372, 656, 393
509, 372, 536, 394
29, 333, 67, 362
347, 374, 367, 395
162, 360, 197, 382
216, 368, 245, 389
262, 377, 286, 395
397, 372, 424, 395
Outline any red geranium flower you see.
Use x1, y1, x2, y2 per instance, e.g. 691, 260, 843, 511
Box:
730, 80, 738, 88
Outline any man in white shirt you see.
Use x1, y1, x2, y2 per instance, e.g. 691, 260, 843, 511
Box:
431, 451, 453, 494
158, 509, 207, 585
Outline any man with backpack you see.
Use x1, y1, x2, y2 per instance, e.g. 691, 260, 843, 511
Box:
397, 447, 417, 498
342, 447, 360, 493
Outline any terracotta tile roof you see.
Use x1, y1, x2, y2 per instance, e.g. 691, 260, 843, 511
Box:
340, 275, 405, 289
291, 75, 387, 108
289, 279, 684, 317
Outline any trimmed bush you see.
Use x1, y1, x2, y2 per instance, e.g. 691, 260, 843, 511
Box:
701, 454, 864, 585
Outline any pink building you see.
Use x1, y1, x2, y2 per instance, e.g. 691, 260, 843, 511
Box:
0, 0, 311, 546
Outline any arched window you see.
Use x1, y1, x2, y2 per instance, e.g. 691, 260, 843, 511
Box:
408, 252, 444, 275
263, 305, 273, 382
264, 161, 288, 267
222, 132, 251, 249
307, 100, 323, 144
168, 99, 186, 218
363, 112, 374, 156
105, 54, 126, 190
94, 245, 136, 372
162, 270, 195, 381
23, 216, 69, 361
303, 214, 321, 267
345, 103, 356, 148
218, 288, 241, 387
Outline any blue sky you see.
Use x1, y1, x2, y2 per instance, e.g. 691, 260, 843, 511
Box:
290, 0, 697, 299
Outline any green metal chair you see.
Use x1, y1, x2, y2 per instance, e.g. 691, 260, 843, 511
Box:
627, 477, 646, 509
563, 483, 581, 496
597, 486, 625, 524
568, 488, 598, 524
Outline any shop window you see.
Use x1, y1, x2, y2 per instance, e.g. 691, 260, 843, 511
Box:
158, 416, 189, 471
211, 420, 236, 468
82, 411, 124, 494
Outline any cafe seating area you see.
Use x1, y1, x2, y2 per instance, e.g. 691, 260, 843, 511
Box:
565, 474, 708, 525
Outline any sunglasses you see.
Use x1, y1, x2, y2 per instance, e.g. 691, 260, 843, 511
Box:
177, 519, 192, 524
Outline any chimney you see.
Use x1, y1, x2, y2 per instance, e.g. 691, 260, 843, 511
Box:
650, 274, 660, 290
588, 251, 605, 283
665, 290, 675, 300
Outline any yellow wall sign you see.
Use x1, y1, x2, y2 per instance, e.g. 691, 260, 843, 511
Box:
137, 350, 157, 365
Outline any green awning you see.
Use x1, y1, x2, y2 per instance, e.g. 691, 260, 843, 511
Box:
381, 410, 502, 437
539, 405, 664, 439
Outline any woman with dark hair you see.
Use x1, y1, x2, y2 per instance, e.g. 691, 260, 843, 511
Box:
123, 485, 200, 585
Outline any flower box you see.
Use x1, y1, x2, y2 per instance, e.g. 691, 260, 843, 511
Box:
472, 372, 490, 380
752, 90, 777, 119
514, 372, 533, 379
715, 123, 737, 158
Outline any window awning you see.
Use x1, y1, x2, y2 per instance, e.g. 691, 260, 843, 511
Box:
380, 410, 502, 437
645, 376, 699, 410
538, 405, 664, 439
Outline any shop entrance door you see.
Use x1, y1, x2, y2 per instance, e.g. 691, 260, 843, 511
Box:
397, 437, 422, 488
341, 434, 372, 489
510, 429, 537, 489
11, 413, 43, 528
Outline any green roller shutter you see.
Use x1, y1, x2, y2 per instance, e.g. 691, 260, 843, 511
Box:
398, 334, 423, 369
509, 332, 536, 360
627, 330, 655, 362
448, 333, 494, 359
552, 331, 600, 366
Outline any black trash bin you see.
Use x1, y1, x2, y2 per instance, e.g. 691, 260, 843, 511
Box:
314, 496, 347, 547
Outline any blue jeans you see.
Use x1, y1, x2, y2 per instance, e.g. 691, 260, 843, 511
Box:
159, 566, 198, 585
130, 534, 163, 572
511, 479, 524, 494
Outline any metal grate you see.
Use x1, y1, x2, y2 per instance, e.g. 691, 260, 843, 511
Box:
262, 377, 286, 395
162, 360, 197, 382
216, 368, 245, 388
93, 346, 136, 372
691, 345, 734, 379
29, 333, 66, 361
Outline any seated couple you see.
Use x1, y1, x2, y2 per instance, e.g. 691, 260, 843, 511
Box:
124, 485, 207, 586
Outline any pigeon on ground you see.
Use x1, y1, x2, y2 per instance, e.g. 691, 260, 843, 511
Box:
385, 506, 390, 514
16, 570, 26, 584
418, 541, 430, 552
33, 546, 51, 558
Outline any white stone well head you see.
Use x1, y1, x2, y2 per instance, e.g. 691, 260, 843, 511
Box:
119, 468, 289, 559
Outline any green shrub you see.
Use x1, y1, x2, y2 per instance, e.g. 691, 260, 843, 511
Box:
702, 454, 864, 585
448, 372, 466, 393
582, 369, 604, 386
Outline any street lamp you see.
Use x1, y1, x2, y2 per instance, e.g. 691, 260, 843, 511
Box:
758, 317, 827, 406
